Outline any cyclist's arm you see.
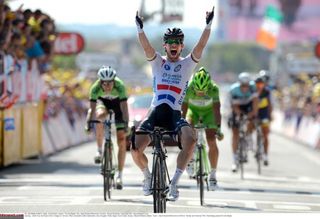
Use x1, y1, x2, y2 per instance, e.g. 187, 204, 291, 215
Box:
251, 96, 259, 118
137, 29, 156, 61
191, 28, 211, 62
120, 100, 129, 124
191, 8, 214, 62
212, 101, 221, 128
181, 102, 188, 119
86, 101, 96, 121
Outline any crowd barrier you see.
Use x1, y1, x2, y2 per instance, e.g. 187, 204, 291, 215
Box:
271, 110, 320, 150
1, 55, 93, 167
0, 103, 94, 167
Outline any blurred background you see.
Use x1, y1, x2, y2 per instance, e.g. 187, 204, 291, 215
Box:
0, 0, 319, 165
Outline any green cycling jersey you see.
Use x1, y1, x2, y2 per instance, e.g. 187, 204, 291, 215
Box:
184, 79, 220, 129
89, 77, 128, 101
184, 80, 220, 112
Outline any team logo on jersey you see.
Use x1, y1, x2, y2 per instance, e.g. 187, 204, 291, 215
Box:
164, 64, 170, 71
174, 64, 181, 72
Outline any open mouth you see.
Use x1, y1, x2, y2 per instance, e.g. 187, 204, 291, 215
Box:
170, 49, 178, 56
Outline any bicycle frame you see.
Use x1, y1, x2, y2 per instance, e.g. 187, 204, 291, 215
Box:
132, 127, 179, 213
255, 120, 264, 175
194, 123, 210, 206
237, 115, 249, 180
89, 110, 116, 201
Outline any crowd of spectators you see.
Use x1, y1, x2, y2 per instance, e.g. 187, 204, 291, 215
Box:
0, 0, 56, 108
0, 1, 90, 128
273, 73, 320, 132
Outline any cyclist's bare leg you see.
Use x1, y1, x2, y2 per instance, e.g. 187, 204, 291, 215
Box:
177, 126, 196, 170
96, 108, 107, 149
205, 129, 219, 169
232, 127, 239, 154
116, 130, 127, 173
131, 135, 151, 170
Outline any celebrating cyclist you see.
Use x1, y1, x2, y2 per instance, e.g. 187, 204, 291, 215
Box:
182, 67, 223, 191
255, 75, 273, 166
229, 72, 258, 172
132, 7, 214, 201
85, 66, 129, 190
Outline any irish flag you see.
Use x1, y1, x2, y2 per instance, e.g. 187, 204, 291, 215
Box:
257, 5, 283, 50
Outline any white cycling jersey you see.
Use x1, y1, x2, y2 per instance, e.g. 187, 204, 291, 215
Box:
149, 52, 198, 111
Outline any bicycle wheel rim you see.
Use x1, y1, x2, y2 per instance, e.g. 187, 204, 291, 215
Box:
102, 148, 108, 201
199, 146, 204, 206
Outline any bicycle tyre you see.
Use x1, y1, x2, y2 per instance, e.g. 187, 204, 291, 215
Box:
239, 138, 245, 180
103, 141, 113, 201
159, 156, 167, 213
256, 132, 262, 175
199, 144, 204, 206
153, 155, 161, 213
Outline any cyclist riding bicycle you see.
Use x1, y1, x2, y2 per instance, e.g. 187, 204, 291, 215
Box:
132, 8, 214, 201
255, 75, 273, 166
85, 66, 129, 190
182, 67, 223, 191
229, 72, 258, 172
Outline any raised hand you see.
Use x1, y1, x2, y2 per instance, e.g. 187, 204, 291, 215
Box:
206, 6, 215, 29
135, 11, 144, 33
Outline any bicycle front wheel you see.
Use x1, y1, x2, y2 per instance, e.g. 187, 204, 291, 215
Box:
103, 142, 113, 201
152, 155, 167, 213
256, 133, 263, 175
239, 138, 246, 180
198, 145, 204, 206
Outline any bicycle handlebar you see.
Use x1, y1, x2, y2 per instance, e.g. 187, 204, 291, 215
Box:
131, 126, 181, 150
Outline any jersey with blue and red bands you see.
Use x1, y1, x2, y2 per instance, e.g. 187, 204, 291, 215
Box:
149, 52, 198, 111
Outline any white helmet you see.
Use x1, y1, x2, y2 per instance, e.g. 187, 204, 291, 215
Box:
238, 72, 251, 84
97, 66, 116, 81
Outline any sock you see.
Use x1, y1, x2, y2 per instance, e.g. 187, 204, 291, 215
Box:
142, 167, 151, 179
171, 168, 183, 185
97, 147, 102, 153
117, 171, 122, 179
210, 169, 216, 179
233, 153, 238, 163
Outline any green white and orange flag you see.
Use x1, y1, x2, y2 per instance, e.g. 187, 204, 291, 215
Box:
256, 5, 283, 50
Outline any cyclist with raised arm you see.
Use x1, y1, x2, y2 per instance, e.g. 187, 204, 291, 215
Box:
229, 72, 258, 172
85, 66, 129, 190
131, 7, 214, 201
255, 75, 273, 166
181, 67, 223, 191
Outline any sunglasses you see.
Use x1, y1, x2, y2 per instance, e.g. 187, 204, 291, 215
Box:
101, 80, 114, 86
165, 39, 182, 45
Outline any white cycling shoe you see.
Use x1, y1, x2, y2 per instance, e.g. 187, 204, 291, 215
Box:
168, 183, 179, 201
142, 176, 152, 196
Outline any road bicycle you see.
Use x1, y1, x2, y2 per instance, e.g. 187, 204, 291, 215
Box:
192, 120, 223, 206
235, 115, 251, 180
193, 122, 210, 206
131, 126, 180, 213
89, 110, 116, 201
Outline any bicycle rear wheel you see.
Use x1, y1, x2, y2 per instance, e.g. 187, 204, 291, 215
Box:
103, 141, 113, 201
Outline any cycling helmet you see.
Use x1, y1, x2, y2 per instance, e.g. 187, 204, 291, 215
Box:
163, 27, 184, 43
238, 72, 251, 84
259, 69, 270, 82
193, 67, 211, 91
97, 66, 116, 81
255, 75, 265, 83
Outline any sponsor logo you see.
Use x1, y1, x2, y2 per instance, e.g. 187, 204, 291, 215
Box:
164, 64, 170, 71
54, 32, 85, 55
174, 64, 181, 72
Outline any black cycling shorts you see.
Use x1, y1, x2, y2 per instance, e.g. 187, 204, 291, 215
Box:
96, 97, 126, 130
139, 103, 189, 132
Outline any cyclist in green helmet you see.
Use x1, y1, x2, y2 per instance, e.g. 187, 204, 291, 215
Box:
182, 67, 223, 191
